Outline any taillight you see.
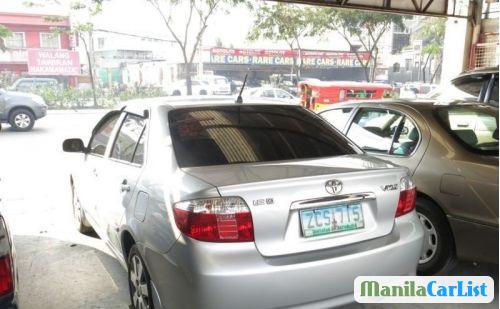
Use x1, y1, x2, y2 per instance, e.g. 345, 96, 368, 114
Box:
395, 176, 417, 217
0, 255, 13, 296
173, 197, 254, 242
0, 217, 13, 296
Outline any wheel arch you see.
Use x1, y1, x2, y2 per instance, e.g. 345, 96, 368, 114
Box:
416, 190, 457, 251
121, 229, 137, 260
8, 105, 36, 120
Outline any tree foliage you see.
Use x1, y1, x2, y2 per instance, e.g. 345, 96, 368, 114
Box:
0, 25, 12, 52
146, 0, 245, 95
416, 17, 445, 82
311, 8, 406, 81
248, 3, 313, 78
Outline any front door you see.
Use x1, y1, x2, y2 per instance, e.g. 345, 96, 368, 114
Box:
98, 112, 147, 252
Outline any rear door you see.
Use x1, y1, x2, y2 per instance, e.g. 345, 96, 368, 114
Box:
97, 112, 147, 251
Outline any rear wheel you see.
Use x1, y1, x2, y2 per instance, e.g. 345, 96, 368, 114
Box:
128, 245, 154, 309
199, 89, 207, 95
9, 108, 35, 131
172, 90, 181, 96
416, 198, 456, 275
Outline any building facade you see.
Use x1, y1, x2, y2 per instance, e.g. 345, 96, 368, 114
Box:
0, 12, 80, 87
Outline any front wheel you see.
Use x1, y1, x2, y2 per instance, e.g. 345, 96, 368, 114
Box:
9, 108, 35, 131
128, 245, 154, 309
417, 198, 456, 275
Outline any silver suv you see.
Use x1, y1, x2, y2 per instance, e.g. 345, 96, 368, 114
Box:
63, 97, 424, 309
0, 88, 47, 131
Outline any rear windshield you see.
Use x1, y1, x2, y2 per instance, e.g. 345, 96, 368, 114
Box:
436, 105, 498, 155
168, 105, 358, 167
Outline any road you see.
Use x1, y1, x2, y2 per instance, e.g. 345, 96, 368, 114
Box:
0, 110, 497, 309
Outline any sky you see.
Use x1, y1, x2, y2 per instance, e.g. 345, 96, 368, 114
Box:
0, 0, 349, 51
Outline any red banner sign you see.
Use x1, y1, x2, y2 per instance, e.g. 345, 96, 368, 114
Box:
27, 49, 80, 76
210, 48, 370, 67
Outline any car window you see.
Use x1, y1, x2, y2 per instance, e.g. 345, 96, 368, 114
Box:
437, 106, 498, 155
391, 117, 420, 156
319, 108, 353, 131
88, 113, 120, 156
132, 126, 147, 165
261, 89, 275, 98
111, 114, 146, 163
276, 90, 292, 99
489, 78, 498, 105
168, 105, 358, 168
347, 108, 403, 154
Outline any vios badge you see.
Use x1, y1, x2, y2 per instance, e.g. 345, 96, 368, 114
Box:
325, 179, 343, 195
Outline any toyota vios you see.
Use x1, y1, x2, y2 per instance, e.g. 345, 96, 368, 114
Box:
63, 97, 424, 309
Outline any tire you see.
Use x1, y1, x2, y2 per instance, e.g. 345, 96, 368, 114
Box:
199, 89, 207, 95
172, 90, 181, 96
9, 108, 35, 131
71, 182, 92, 234
128, 245, 154, 309
416, 198, 456, 275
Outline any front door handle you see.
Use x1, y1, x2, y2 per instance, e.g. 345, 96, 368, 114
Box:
120, 179, 130, 192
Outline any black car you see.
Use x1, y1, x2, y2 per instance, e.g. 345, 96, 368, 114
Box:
0, 212, 16, 309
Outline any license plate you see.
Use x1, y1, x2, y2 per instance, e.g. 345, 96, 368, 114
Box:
299, 204, 364, 237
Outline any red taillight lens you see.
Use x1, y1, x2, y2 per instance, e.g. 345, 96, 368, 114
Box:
173, 197, 254, 242
395, 176, 417, 217
0, 255, 13, 296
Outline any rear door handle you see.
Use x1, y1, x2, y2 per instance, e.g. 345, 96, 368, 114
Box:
120, 179, 130, 192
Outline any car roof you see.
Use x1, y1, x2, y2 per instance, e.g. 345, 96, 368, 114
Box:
119, 95, 297, 114
317, 99, 496, 113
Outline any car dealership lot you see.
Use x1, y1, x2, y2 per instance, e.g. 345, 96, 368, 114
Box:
0, 110, 497, 309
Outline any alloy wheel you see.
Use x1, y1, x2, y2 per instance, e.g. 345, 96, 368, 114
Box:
14, 113, 31, 129
418, 212, 438, 264
129, 255, 151, 309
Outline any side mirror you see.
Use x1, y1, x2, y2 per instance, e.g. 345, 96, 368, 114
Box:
63, 138, 86, 153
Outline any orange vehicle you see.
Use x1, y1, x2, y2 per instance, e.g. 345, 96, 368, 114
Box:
299, 81, 393, 111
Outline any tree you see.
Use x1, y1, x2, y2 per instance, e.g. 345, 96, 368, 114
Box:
146, 0, 244, 95
0, 25, 12, 52
248, 3, 312, 80
311, 8, 406, 82
45, 0, 103, 107
416, 17, 445, 83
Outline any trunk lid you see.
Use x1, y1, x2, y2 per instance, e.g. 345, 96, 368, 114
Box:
183, 155, 408, 257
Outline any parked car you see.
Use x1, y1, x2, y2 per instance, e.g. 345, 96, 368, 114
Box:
244, 87, 299, 104
0, 88, 47, 131
63, 97, 423, 309
199, 75, 231, 95
0, 211, 17, 309
165, 79, 212, 96
432, 66, 498, 106
11, 77, 59, 93
318, 100, 499, 274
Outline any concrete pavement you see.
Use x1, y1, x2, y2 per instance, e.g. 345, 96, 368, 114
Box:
0, 110, 497, 309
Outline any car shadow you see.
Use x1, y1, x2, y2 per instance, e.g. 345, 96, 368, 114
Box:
13, 234, 130, 309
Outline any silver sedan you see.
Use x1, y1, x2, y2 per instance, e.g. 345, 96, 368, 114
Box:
63, 97, 423, 309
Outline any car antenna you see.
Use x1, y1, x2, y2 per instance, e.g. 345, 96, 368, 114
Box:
235, 73, 248, 104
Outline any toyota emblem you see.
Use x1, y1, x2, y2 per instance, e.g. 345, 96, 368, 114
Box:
325, 179, 343, 195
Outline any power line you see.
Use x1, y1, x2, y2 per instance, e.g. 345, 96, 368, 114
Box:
93, 28, 177, 44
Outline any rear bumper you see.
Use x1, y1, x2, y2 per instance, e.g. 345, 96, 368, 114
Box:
147, 211, 423, 309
